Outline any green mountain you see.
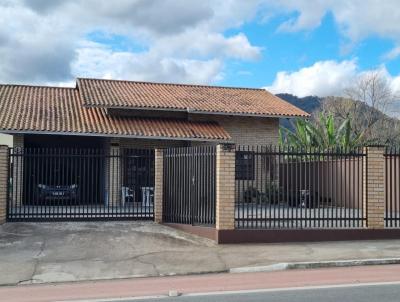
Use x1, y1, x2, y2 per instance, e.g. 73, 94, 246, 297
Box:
277, 94, 321, 130
277, 93, 322, 114
277, 93, 400, 145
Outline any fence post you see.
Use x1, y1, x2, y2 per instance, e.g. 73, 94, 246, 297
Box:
363, 146, 385, 229
0, 145, 9, 224
216, 144, 235, 230
154, 148, 163, 223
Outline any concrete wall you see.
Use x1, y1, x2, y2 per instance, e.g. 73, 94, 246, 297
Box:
0, 134, 13, 147
279, 159, 363, 209
385, 154, 400, 214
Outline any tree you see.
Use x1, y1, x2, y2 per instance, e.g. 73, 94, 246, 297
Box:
279, 113, 363, 150
317, 70, 400, 144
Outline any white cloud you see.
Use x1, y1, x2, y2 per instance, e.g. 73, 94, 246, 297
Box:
267, 0, 400, 43
72, 42, 223, 84
266, 59, 400, 98
275, 1, 328, 32
265, 60, 358, 97
153, 32, 261, 60
2, 0, 400, 86
383, 46, 400, 61
0, 0, 262, 85
389, 74, 400, 95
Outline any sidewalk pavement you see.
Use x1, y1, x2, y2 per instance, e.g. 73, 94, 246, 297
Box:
2, 222, 400, 286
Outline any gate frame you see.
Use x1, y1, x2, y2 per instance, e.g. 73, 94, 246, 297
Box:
5, 146, 155, 222
157, 144, 235, 231
160, 145, 217, 226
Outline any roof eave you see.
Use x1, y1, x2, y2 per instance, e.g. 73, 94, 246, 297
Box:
0, 130, 232, 143
82, 104, 310, 118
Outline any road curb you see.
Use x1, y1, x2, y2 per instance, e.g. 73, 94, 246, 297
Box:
229, 258, 400, 273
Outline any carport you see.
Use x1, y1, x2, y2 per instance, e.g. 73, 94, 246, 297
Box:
8, 134, 155, 221
22, 135, 106, 207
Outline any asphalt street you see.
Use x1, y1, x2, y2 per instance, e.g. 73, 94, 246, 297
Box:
3, 265, 400, 302
119, 283, 400, 302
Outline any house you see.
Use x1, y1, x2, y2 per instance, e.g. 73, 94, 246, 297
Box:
0, 78, 308, 148
0, 78, 308, 222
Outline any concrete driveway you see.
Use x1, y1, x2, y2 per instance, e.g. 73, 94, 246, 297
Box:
2, 222, 400, 285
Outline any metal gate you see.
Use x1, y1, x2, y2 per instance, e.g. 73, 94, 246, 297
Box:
385, 147, 400, 228
235, 145, 366, 229
163, 146, 216, 226
7, 147, 154, 221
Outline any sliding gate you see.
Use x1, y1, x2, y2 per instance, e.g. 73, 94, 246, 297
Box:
7, 147, 155, 221
163, 146, 216, 226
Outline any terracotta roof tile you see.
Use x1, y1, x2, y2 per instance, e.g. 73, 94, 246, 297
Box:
0, 84, 231, 141
77, 78, 310, 117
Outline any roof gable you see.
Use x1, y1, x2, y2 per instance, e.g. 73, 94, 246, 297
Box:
0, 84, 231, 141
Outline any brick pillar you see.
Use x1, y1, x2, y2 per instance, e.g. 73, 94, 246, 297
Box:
154, 149, 163, 223
0, 145, 9, 224
216, 144, 235, 230
108, 138, 121, 206
363, 146, 385, 229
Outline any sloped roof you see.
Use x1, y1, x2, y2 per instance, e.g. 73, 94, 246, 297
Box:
0, 84, 231, 141
77, 78, 309, 117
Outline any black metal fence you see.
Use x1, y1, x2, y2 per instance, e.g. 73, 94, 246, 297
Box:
163, 146, 216, 225
7, 147, 154, 221
235, 145, 366, 229
385, 147, 400, 228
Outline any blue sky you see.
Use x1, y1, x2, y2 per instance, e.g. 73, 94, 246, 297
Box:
221, 10, 400, 95
1, 0, 400, 97
222, 12, 348, 88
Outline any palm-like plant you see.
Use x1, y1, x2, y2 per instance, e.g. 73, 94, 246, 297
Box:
279, 113, 364, 150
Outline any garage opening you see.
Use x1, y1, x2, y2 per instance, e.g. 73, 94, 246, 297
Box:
8, 135, 155, 221
23, 135, 105, 207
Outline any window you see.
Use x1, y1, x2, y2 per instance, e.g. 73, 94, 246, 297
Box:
235, 151, 255, 180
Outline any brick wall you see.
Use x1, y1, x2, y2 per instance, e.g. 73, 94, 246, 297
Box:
154, 149, 163, 223
0, 145, 8, 224
190, 115, 279, 146
215, 144, 236, 230
363, 146, 385, 229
